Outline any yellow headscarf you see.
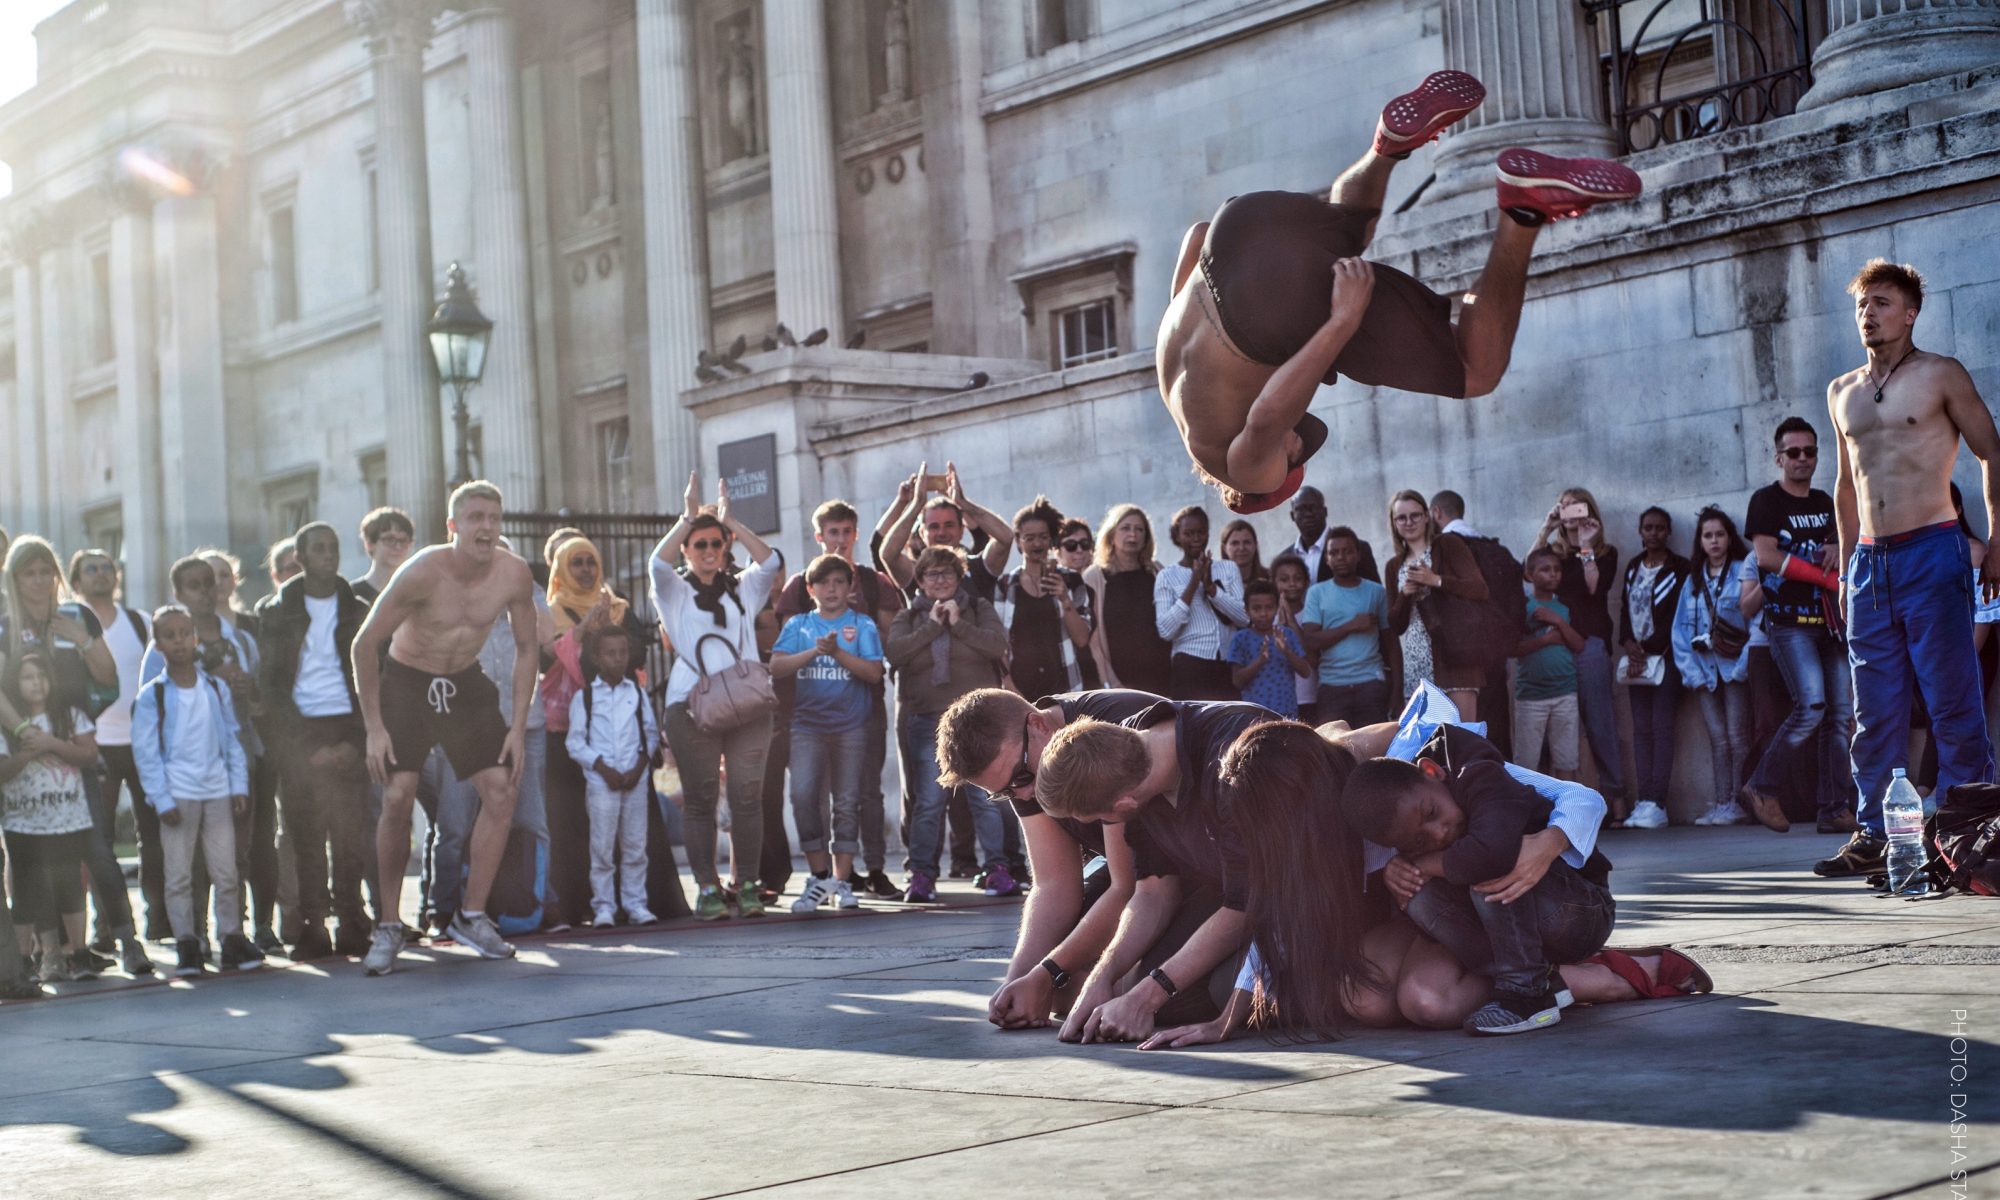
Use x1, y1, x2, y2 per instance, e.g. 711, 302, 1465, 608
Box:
548, 536, 629, 633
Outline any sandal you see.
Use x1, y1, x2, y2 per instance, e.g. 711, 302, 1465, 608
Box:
1580, 945, 1713, 999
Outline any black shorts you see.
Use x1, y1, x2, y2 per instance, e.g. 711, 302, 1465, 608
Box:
380, 657, 508, 779
1201, 190, 1467, 399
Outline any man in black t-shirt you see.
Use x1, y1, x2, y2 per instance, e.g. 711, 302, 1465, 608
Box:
936, 687, 1166, 1030
1031, 698, 1283, 1042
1740, 417, 1858, 835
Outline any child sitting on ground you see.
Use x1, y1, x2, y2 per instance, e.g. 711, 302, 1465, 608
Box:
772, 555, 885, 913
1341, 723, 1615, 1036
131, 607, 262, 978
565, 624, 660, 929
1226, 579, 1312, 718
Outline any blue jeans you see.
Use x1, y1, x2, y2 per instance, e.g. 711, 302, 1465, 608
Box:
898, 710, 1008, 878
420, 730, 549, 921
1627, 672, 1681, 804
1848, 526, 1994, 837
1750, 623, 1856, 821
1575, 637, 1625, 796
1405, 859, 1615, 998
790, 724, 867, 856
1697, 681, 1753, 810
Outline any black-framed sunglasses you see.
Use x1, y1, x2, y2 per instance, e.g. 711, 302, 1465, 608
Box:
1781, 446, 1817, 460
1060, 539, 1091, 552
978, 713, 1037, 804
688, 538, 727, 551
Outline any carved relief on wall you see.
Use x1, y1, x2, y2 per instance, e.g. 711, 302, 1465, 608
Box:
716, 11, 764, 163
878, 0, 910, 108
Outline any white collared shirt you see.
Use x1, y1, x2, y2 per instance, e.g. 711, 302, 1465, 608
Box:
1153, 559, 1248, 661
565, 675, 657, 773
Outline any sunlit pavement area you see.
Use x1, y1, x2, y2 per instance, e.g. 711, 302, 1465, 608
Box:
2, 826, 1996, 1199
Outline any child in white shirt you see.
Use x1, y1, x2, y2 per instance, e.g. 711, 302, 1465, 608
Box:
565, 625, 659, 927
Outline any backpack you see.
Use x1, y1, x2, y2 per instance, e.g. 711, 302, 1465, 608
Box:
151, 676, 229, 756
1924, 782, 2000, 897
1456, 535, 1526, 673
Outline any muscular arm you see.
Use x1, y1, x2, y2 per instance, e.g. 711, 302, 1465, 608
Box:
1062, 873, 1181, 1041
507, 569, 538, 741
1831, 382, 1860, 569
1944, 360, 2000, 599
1224, 318, 1361, 494
352, 565, 421, 735
1171, 222, 1209, 297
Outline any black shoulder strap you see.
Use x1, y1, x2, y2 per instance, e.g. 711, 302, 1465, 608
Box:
583, 681, 594, 725
154, 679, 168, 755
125, 607, 148, 645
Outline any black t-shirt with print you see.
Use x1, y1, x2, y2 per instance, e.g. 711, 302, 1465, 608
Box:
1743, 483, 1836, 628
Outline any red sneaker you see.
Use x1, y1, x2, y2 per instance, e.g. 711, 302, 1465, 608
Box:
1495, 148, 1643, 222
1373, 70, 1487, 158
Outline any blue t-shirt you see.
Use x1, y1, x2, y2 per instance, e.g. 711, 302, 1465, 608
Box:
1517, 596, 1578, 700
1226, 627, 1304, 718
774, 608, 884, 734
1300, 578, 1388, 686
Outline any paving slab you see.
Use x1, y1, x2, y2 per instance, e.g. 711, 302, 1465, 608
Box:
3, 825, 1997, 1198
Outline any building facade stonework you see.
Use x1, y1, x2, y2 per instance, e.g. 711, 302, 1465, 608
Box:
2, 0, 1998, 812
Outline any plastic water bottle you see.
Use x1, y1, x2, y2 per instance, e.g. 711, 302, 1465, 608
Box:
1883, 769, 1929, 896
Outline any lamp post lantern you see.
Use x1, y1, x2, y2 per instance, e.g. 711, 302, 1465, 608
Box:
426, 261, 493, 486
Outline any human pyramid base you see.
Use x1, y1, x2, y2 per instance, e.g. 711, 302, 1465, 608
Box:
4, 71, 1994, 1045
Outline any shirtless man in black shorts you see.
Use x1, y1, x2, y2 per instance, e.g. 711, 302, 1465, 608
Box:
1159, 70, 1644, 513
351, 481, 540, 973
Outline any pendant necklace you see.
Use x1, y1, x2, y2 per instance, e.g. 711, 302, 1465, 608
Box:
1870, 346, 1918, 404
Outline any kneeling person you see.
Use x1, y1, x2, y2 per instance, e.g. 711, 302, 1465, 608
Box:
1342, 726, 1614, 1035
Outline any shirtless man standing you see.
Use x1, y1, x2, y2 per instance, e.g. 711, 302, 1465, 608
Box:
1821, 259, 2000, 879
1156, 70, 1644, 513
351, 481, 540, 971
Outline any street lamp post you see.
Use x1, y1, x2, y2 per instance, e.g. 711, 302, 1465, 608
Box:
426, 261, 494, 486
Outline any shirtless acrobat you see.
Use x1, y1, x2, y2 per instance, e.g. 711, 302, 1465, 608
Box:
1820, 259, 2000, 878
1157, 70, 1644, 513
350, 481, 541, 972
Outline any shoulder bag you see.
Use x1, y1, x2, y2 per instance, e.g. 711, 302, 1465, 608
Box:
687, 632, 776, 735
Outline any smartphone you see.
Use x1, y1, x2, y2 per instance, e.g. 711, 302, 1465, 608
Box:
924, 473, 950, 492
1561, 502, 1590, 522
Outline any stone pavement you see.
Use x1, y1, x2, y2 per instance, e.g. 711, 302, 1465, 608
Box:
2, 825, 1996, 1199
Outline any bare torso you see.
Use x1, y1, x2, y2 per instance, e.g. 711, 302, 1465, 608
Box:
385, 546, 534, 675
1830, 352, 1961, 537
1157, 266, 1277, 490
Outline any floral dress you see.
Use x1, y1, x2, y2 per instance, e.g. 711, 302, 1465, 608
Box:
1398, 548, 1436, 700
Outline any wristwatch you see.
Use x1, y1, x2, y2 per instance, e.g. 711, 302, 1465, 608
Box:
1039, 958, 1071, 990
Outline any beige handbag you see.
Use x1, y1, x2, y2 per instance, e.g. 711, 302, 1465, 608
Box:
687, 632, 776, 734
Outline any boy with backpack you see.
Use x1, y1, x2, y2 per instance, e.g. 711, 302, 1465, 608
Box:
565, 625, 659, 928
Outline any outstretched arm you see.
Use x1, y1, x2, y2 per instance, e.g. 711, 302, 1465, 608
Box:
1225, 259, 1372, 494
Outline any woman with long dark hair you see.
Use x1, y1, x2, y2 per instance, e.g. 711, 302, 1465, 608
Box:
1673, 507, 1756, 827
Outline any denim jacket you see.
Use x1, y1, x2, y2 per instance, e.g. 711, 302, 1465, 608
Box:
1671, 558, 1753, 690
130, 666, 250, 815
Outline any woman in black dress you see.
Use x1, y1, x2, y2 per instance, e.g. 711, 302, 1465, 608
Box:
1084, 504, 1171, 695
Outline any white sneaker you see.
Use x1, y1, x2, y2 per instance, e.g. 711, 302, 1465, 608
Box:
832, 880, 860, 910
1625, 800, 1669, 829
791, 875, 837, 914
448, 912, 516, 960
592, 905, 618, 929
626, 906, 658, 925
363, 924, 407, 977
1693, 800, 1747, 826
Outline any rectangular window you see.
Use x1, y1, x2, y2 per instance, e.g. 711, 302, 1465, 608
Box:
365, 171, 380, 293
359, 448, 388, 511
1035, 0, 1090, 53
270, 206, 298, 324
264, 471, 318, 546
597, 417, 633, 513
89, 250, 113, 363
1055, 298, 1118, 368
82, 503, 123, 568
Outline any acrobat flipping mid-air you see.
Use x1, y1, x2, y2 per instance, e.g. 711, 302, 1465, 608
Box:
1157, 71, 1644, 513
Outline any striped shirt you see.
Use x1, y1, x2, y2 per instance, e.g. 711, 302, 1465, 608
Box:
1153, 560, 1248, 661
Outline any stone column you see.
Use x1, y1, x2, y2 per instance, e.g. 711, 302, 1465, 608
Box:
461, 0, 541, 510
918, 0, 998, 356
153, 189, 233, 557
634, 0, 708, 496
348, 0, 447, 540
109, 195, 166, 609
761, 0, 844, 340
1431, 0, 1616, 202
1800, 0, 2000, 111
9, 250, 44, 535
37, 245, 74, 553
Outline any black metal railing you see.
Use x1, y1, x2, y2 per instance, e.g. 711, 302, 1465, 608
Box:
1584, 0, 1821, 153
504, 512, 680, 695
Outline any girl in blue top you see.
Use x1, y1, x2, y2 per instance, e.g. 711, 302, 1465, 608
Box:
1671, 507, 1756, 827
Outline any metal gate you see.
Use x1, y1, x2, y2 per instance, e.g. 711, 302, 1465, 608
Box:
503, 512, 679, 696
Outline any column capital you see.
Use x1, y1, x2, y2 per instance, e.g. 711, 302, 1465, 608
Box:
345, 0, 442, 59
2, 206, 61, 264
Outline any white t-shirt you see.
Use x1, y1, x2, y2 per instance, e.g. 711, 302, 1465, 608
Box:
167, 681, 231, 801
652, 552, 784, 707
293, 593, 354, 717
1, 710, 96, 835
94, 605, 149, 747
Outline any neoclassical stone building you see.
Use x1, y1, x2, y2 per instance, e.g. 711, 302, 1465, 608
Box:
2, 3, 1997, 753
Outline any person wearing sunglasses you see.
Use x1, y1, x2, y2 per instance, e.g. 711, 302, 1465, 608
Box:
994, 496, 1097, 705
1740, 417, 1857, 842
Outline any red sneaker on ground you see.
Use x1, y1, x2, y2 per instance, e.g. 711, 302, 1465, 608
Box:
1374, 70, 1487, 158
1495, 148, 1643, 222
